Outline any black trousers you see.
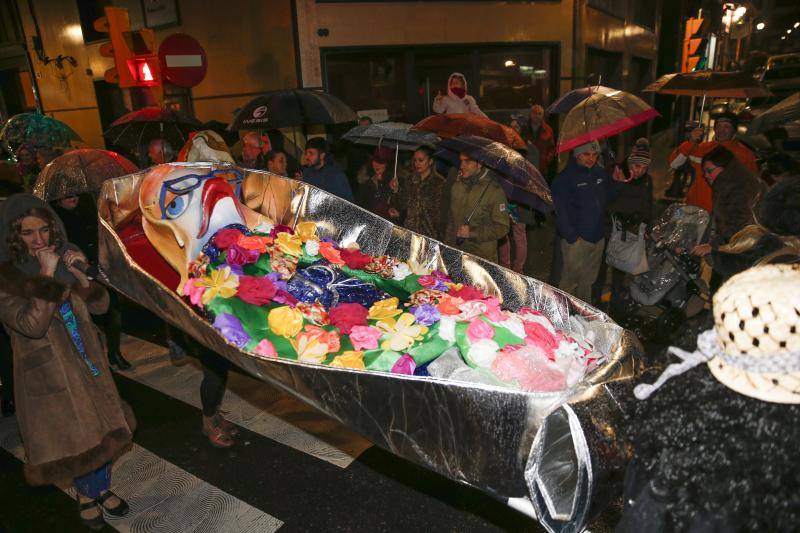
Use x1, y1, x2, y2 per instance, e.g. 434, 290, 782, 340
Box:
0, 327, 12, 406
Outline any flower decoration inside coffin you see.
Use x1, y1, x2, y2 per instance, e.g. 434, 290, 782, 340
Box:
141, 165, 602, 392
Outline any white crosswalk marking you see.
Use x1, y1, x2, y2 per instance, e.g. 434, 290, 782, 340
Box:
0, 417, 283, 533
119, 335, 371, 468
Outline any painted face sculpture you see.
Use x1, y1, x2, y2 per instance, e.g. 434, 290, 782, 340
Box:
139, 164, 267, 291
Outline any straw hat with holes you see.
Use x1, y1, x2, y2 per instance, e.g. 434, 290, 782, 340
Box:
634, 263, 800, 403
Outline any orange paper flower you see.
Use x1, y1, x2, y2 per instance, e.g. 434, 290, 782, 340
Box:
436, 294, 465, 316
319, 241, 345, 265
295, 221, 319, 242
236, 234, 269, 253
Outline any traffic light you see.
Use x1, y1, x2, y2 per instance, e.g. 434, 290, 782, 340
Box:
94, 7, 162, 89
682, 17, 708, 72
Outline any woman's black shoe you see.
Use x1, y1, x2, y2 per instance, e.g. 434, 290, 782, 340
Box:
97, 490, 129, 517
78, 499, 106, 530
108, 351, 132, 371
1, 398, 14, 417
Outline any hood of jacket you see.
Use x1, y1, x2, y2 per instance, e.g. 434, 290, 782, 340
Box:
447, 72, 468, 99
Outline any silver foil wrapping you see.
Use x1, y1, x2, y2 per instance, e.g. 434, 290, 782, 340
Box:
97, 164, 643, 532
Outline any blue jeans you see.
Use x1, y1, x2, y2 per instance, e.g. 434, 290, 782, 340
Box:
74, 462, 111, 499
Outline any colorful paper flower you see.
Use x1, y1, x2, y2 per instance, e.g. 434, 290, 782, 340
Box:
329, 351, 365, 369
319, 241, 345, 265
483, 297, 505, 322
410, 304, 441, 326
304, 239, 320, 257
364, 255, 398, 278
188, 254, 211, 278
418, 275, 448, 291
392, 262, 412, 280
456, 300, 487, 322
291, 325, 340, 364
212, 228, 243, 250
236, 234, 269, 253
295, 221, 319, 242
466, 339, 500, 368
181, 277, 206, 307
524, 321, 561, 360
329, 303, 368, 334
518, 308, 557, 334
195, 266, 239, 305
340, 248, 373, 270
407, 288, 447, 308
270, 255, 298, 280
367, 297, 402, 321
268, 306, 304, 337
349, 325, 383, 351
236, 275, 277, 306
449, 284, 485, 301
467, 318, 495, 342
270, 224, 293, 237
213, 313, 250, 348
275, 232, 303, 256
436, 294, 464, 315
438, 316, 456, 342
253, 220, 274, 235
226, 243, 260, 265
377, 313, 428, 352
391, 354, 416, 375
252, 338, 278, 358
295, 301, 330, 325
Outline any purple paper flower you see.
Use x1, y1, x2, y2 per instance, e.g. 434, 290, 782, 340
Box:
266, 272, 288, 291
221, 263, 244, 276
226, 243, 260, 266
432, 270, 452, 283
213, 313, 250, 348
410, 303, 441, 326
391, 354, 416, 375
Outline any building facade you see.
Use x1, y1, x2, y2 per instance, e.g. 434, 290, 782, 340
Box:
1, 0, 660, 150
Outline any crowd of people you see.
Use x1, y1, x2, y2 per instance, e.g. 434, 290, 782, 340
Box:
0, 68, 799, 531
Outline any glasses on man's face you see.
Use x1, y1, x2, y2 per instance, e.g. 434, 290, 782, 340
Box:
158, 168, 244, 220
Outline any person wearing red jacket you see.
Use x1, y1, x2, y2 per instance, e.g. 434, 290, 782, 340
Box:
522, 104, 556, 179
668, 112, 757, 213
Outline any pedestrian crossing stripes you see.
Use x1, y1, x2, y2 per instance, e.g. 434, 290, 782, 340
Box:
118, 335, 371, 468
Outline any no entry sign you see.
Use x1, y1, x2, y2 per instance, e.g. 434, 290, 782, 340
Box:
158, 33, 207, 88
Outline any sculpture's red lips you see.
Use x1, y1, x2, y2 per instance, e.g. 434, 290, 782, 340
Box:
198, 178, 243, 239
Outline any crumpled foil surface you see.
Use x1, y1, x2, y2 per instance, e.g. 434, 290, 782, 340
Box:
97, 163, 644, 532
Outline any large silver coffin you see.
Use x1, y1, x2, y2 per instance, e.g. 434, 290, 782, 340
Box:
97, 163, 642, 532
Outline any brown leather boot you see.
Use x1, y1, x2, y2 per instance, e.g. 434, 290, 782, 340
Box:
213, 410, 239, 436
202, 415, 234, 448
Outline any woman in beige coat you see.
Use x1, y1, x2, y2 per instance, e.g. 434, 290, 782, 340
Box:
0, 194, 135, 530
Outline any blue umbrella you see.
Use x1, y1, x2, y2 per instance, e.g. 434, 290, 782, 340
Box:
438, 135, 552, 213
546, 85, 616, 115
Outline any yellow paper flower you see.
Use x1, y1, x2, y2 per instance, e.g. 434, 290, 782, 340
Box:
268, 306, 304, 337
195, 266, 239, 305
295, 221, 319, 242
290, 325, 340, 364
329, 351, 365, 369
367, 297, 403, 321
445, 282, 464, 292
275, 232, 303, 256
377, 313, 428, 351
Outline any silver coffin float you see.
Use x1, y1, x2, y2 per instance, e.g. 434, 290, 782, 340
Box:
97, 164, 642, 533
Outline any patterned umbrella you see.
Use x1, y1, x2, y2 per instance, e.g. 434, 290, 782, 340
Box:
32, 148, 137, 201
748, 92, 800, 134
342, 122, 438, 150
0, 113, 81, 150
557, 90, 660, 154
438, 135, 552, 213
413, 113, 526, 149
104, 107, 201, 149
546, 85, 617, 115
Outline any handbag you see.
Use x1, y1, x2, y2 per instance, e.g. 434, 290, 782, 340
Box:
606, 216, 649, 275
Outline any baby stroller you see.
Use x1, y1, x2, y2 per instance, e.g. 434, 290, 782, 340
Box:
619, 204, 711, 342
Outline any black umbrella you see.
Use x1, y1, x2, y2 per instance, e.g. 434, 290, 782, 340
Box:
228, 89, 357, 131
438, 135, 552, 213
104, 107, 201, 150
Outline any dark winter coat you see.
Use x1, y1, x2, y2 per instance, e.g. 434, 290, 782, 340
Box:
552, 159, 617, 244
0, 264, 134, 486
302, 157, 354, 202
710, 159, 765, 246
608, 171, 654, 229
356, 174, 401, 222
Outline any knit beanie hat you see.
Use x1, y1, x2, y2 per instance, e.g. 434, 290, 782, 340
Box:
628, 138, 651, 167
573, 140, 600, 156
306, 137, 327, 153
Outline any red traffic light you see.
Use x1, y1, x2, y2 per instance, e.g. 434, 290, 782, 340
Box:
127, 57, 160, 87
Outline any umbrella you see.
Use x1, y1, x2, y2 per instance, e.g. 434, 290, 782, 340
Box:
643, 70, 771, 98
546, 85, 618, 115
748, 92, 800, 134
32, 148, 137, 201
342, 122, 439, 150
228, 89, 357, 131
438, 135, 552, 213
0, 113, 81, 149
104, 106, 201, 149
413, 114, 526, 149
556, 90, 660, 154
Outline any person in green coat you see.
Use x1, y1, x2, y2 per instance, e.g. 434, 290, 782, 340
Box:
445, 153, 510, 263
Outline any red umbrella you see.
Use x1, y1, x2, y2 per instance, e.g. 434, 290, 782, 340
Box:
413, 113, 526, 149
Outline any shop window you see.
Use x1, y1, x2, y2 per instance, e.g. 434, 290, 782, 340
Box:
478, 48, 555, 111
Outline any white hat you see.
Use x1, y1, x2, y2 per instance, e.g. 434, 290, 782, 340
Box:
635, 264, 800, 404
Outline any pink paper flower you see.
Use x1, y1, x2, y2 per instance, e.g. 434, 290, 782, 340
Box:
253, 338, 278, 358
483, 297, 506, 322
182, 277, 206, 307
391, 354, 416, 375
467, 318, 495, 343
523, 321, 560, 360
349, 325, 382, 351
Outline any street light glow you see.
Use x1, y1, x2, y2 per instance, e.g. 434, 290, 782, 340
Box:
788, 29, 793, 34
504, 60, 515, 67
795, 22, 800, 28
756, 22, 765, 30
